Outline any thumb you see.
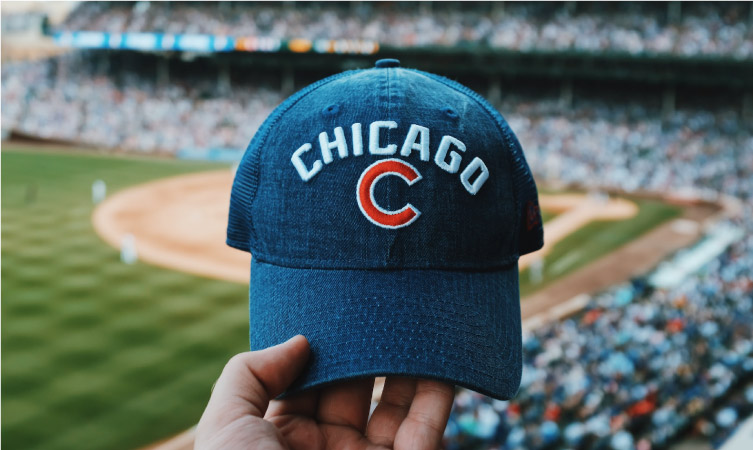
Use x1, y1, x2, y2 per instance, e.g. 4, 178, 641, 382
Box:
201, 335, 310, 426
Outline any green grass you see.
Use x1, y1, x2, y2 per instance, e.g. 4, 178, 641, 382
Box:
519, 198, 682, 297
540, 209, 557, 223
1, 148, 681, 449
2, 149, 249, 450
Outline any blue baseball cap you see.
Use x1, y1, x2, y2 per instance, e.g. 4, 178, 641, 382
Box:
227, 58, 543, 400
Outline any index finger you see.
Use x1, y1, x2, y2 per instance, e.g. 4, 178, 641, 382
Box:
393, 380, 454, 450
201, 336, 310, 426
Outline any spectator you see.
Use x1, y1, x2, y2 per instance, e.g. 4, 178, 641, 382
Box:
58, 2, 753, 58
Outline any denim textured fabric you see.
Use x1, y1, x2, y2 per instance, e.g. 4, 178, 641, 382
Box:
227, 60, 543, 400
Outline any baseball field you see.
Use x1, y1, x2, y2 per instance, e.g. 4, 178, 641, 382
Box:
1, 148, 681, 450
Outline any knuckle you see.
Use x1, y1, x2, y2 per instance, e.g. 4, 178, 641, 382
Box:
225, 352, 251, 371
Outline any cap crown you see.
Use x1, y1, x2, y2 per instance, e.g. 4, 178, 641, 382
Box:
228, 66, 542, 269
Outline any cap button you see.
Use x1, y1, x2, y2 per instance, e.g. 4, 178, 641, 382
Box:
375, 59, 400, 69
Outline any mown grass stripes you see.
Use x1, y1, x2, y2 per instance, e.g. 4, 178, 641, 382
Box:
2, 149, 248, 450
1, 148, 680, 449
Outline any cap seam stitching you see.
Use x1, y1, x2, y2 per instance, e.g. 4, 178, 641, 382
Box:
251, 254, 519, 271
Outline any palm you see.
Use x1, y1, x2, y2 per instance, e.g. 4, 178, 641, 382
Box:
196, 338, 454, 450
265, 377, 454, 450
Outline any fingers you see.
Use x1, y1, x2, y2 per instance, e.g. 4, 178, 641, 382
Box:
393, 380, 454, 450
265, 388, 319, 419
365, 377, 417, 447
199, 335, 311, 430
315, 377, 375, 432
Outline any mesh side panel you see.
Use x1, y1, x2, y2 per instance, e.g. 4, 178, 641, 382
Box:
506, 130, 544, 255
227, 136, 261, 252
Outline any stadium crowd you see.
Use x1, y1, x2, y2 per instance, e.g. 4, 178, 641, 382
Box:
445, 237, 753, 449
0, 53, 282, 150
3, 50, 753, 449
509, 100, 753, 200
59, 1, 753, 58
3, 52, 752, 178
694, 379, 753, 448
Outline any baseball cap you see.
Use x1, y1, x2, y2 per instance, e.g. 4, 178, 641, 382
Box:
227, 58, 543, 400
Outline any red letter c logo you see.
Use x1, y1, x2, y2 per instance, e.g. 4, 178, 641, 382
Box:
357, 158, 422, 229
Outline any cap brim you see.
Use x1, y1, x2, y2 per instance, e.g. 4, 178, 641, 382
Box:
249, 258, 522, 400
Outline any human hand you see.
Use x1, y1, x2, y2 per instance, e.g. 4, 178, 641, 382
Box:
195, 335, 455, 450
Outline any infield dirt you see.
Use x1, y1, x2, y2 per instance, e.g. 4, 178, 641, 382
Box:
93, 169, 721, 323
93, 170, 639, 287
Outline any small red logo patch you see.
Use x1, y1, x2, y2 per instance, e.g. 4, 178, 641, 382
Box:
356, 158, 422, 229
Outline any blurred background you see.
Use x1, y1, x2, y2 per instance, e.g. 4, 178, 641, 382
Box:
1, 2, 752, 450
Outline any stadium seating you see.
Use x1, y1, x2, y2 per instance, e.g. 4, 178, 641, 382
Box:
445, 238, 753, 449
58, 1, 753, 58
3, 52, 751, 203
1, 52, 282, 151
